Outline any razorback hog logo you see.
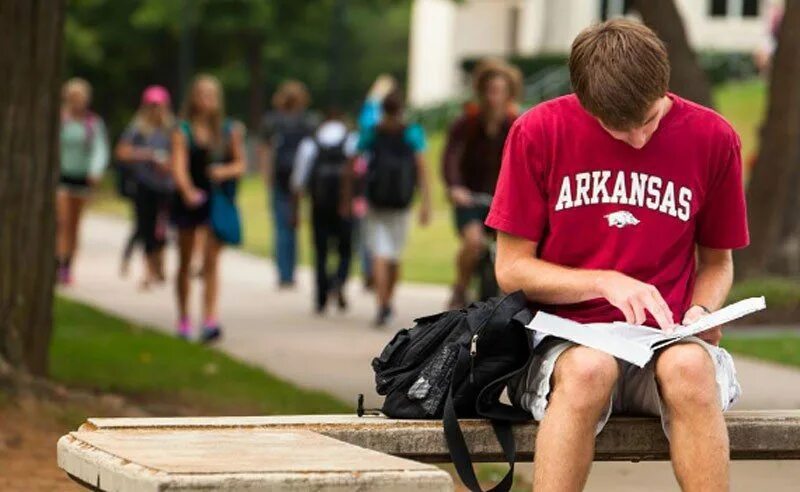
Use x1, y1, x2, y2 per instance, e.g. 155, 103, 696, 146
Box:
604, 211, 640, 228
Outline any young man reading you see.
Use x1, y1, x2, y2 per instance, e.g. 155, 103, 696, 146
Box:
487, 20, 748, 491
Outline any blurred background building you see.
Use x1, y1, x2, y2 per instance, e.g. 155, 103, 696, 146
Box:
409, 0, 772, 106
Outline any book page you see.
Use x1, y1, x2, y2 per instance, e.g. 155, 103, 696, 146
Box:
671, 296, 767, 337
525, 297, 766, 368
527, 312, 654, 367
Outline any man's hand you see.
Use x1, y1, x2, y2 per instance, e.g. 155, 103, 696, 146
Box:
682, 305, 722, 345
596, 270, 676, 330
449, 186, 473, 207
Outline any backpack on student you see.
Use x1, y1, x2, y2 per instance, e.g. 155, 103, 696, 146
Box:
368, 291, 534, 492
274, 119, 311, 192
114, 125, 141, 200
309, 136, 348, 211
366, 126, 417, 210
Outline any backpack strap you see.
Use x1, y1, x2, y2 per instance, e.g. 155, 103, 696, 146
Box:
476, 308, 534, 421
179, 120, 194, 148
443, 345, 517, 492
443, 297, 532, 492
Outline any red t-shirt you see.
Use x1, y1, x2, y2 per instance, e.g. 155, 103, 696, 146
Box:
485, 94, 749, 325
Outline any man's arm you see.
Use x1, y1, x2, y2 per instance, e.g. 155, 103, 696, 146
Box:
495, 231, 676, 329
682, 246, 734, 345
442, 119, 472, 206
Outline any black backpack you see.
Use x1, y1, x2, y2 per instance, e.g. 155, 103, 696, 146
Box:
114, 130, 145, 200
309, 137, 348, 211
366, 126, 417, 209
369, 291, 534, 492
274, 121, 311, 192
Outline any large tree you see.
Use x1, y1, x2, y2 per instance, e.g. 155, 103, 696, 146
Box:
0, 0, 65, 376
632, 0, 713, 108
737, 0, 800, 278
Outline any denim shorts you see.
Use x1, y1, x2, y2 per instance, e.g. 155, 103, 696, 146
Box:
508, 336, 742, 437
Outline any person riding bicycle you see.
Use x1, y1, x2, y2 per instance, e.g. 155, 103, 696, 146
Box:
442, 58, 522, 309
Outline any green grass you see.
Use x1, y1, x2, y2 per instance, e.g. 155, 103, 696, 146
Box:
49, 296, 349, 415
728, 276, 800, 309
722, 335, 800, 369
713, 78, 766, 162
92, 79, 767, 285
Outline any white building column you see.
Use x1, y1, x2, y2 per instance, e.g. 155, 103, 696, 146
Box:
408, 0, 458, 107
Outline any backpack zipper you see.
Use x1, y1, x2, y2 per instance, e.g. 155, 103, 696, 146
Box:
469, 333, 479, 383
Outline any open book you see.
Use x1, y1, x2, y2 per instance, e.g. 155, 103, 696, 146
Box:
526, 297, 766, 367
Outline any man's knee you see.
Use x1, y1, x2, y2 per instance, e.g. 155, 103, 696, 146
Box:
656, 343, 718, 409
551, 347, 619, 413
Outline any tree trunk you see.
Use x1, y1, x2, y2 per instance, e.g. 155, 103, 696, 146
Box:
633, 0, 713, 108
737, 0, 800, 278
0, 0, 65, 376
245, 33, 264, 133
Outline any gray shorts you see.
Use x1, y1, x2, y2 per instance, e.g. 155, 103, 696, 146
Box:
508, 336, 742, 437
366, 209, 410, 260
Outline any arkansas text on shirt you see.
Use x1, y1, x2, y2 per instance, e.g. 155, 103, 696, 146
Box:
485, 93, 749, 326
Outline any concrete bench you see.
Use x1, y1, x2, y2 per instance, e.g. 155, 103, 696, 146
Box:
58, 411, 800, 491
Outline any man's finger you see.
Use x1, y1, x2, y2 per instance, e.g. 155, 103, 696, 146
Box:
631, 299, 646, 325
618, 302, 635, 325
643, 295, 674, 332
652, 289, 671, 316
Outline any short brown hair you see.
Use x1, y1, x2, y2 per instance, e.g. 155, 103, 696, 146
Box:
272, 80, 310, 112
382, 89, 405, 116
472, 57, 523, 103
569, 19, 669, 130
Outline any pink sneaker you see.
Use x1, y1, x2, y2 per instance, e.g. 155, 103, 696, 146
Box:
57, 265, 73, 286
176, 317, 192, 340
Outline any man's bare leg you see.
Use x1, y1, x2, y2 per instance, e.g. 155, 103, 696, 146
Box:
450, 222, 484, 307
655, 343, 729, 492
533, 346, 619, 492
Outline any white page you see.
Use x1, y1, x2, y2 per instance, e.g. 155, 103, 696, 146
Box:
525, 297, 766, 368
527, 312, 654, 367
672, 296, 766, 337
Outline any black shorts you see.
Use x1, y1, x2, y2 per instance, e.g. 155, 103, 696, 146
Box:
59, 175, 91, 195
454, 205, 491, 234
171, 191, 210, 230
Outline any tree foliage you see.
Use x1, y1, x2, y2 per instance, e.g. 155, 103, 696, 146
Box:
65, 0, 411, 136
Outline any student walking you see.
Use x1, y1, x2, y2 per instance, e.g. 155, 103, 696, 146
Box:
171, 75, 245, 341
352, 90, 431, 327
56, 78, 110, 285
114, 85, 175, 289
353, 75, 397, 290
442, 58, 521, 309
257, 81, 318, 288
291, 109, 356, 314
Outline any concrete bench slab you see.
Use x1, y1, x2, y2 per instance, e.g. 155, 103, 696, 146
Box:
58, 428, 453, 492
59, 410, 800, 491
80, 410, 800, 462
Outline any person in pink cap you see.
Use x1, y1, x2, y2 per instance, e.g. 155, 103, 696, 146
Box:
115, 85, 176, 289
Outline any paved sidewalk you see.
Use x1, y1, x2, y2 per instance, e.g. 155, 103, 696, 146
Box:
62, 214, 800, 491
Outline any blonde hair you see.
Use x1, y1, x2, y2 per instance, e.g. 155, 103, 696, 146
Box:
272, 80, 310, 112
62, 77, 92, 105
180, 74, 225, 145
131, 104, 175, 136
